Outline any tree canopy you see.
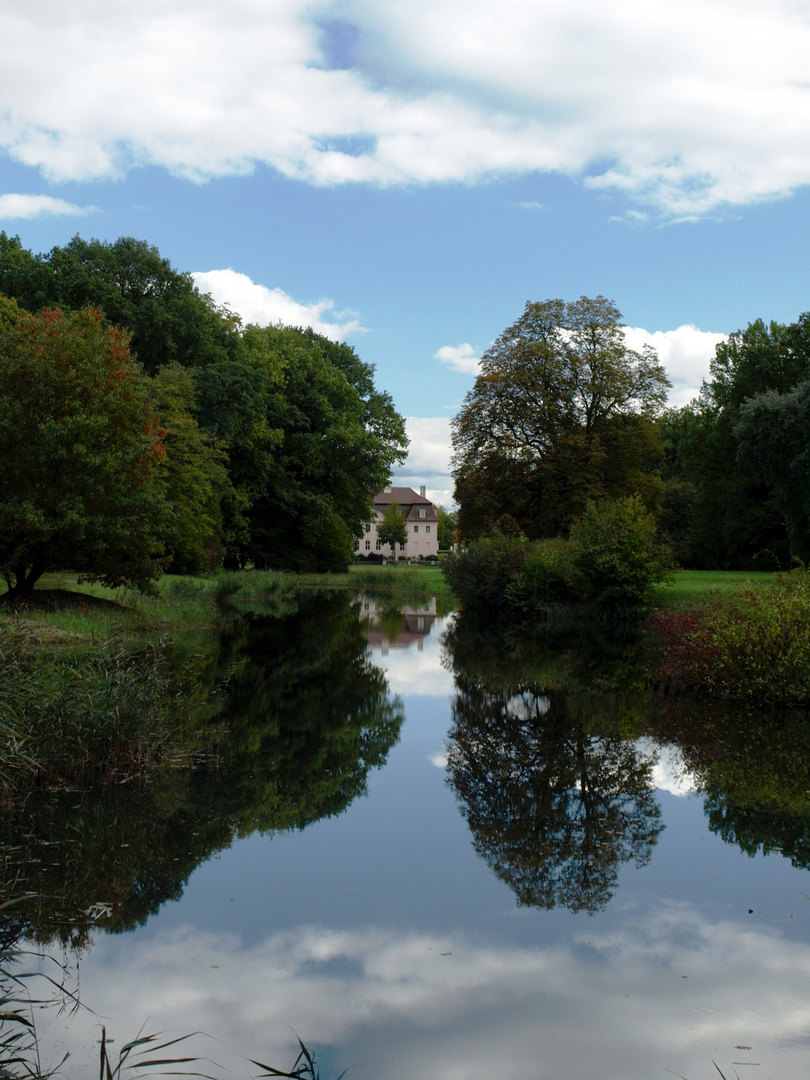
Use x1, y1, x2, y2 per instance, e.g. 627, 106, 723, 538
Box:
658, 313, 810, 568
0, 298, 167, 598
0, 233, 409, 583
452, 296, 670, 540
238, 324, 408, 571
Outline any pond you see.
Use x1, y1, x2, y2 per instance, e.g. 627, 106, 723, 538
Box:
3, 592, 810, 1079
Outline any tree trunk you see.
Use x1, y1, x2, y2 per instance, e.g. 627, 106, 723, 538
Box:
2, 560, 46, 601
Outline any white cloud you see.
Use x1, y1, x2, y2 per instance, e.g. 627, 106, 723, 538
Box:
191, 268, 365, 339
394, 417, 454, 507
625, 324, 727, 407
434, 343, 480, 375
42, 908, 810, 1079
0, 192, 96, 219
2, 1, 810, 214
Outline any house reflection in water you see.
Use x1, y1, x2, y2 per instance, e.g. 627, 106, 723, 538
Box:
362, 598, 437, 654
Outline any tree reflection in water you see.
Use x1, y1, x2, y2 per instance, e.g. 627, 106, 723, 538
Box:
443, 615, 662, 913
650, 697, 810, 871
447, 685, 662, 912
0, 594, 403, 947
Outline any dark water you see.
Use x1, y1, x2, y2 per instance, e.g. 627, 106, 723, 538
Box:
4, 593, 810, 1079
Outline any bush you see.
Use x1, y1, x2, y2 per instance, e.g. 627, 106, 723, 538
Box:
504, 538, 581, 614
648, 570, 810, 705
441, 533, 528, 614
442, 499, 671, 617
569, 497, 673, 606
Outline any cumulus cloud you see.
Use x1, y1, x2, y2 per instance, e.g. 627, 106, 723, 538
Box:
434, 343, 480, 375
625, 324, 727, 407
2, 1, 810, 214
0, 193, 96, 219
191, 268, 365, 339
51, 909, 810, 1079
394, 417, 454, 507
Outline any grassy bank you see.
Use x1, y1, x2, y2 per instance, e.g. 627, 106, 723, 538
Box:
0, 563, 452, 642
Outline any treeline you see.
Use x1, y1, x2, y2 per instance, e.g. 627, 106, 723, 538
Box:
451, 295, 810, 571
0, 233, 408, 597
659, 316, 810, 568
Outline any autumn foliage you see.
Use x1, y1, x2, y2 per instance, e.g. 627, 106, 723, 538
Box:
0, 297, 168, 597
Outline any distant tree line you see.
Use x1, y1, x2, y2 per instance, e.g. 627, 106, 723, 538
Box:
452, 294, 810, 571
659, 315, 810, 568
0, 233, 408, 597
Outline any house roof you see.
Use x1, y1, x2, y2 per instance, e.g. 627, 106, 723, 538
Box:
373, 486, 432, 506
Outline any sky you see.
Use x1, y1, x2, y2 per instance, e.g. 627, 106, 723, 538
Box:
2, 0, 810, 505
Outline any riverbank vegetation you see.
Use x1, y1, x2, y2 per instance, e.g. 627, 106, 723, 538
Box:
443, 496, 674, 617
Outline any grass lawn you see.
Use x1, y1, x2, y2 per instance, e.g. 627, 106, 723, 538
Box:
653, 569, 778, 607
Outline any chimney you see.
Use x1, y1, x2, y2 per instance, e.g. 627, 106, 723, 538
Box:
419, 485, 426, 498
384, 485, 392, 493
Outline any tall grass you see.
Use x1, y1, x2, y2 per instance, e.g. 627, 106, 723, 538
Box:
0, 629, 181, 789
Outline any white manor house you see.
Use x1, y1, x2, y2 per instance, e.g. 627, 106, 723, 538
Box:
356, 485, 439, 560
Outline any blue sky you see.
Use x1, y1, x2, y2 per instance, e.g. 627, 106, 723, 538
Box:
2, 0, 810, 504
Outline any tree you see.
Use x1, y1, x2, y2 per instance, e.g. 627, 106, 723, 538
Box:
239, 325, 408, 571
451, 296, 670, 540
150, 365, 228, 573
377, 502, 407, 560
0, 298, 168, 598
658, 315, 810, 569
436, 505, 458, 549
735, 380, 810, 563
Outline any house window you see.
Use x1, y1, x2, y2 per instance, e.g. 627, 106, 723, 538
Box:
365, 540, 371, 550
365, 524, 371, 533
419, 509, 426, 518
399, 544, 405, 551
413, 525, 419, 533
425, 525, 431, 533
376, 540, 382, 550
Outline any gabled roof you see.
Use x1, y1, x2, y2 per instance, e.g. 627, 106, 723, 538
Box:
373, 486, 432, 506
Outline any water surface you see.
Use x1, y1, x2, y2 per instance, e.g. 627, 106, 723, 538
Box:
5, 594, 810, 1079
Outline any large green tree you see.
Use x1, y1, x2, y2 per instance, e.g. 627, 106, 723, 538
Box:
0, 233, 241, 375
452, 296, 670, 540
240, 324, 408, 571
658, 315, 810, 568
0, 298, 168, 598
150, 365, 229, 573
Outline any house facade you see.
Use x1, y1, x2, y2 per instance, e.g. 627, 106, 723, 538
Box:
356, 485, 439, 560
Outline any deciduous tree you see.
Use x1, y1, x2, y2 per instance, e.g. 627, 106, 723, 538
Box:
377, 502, 407, 559
0, 298, 167, 598
452, 296, 670, 540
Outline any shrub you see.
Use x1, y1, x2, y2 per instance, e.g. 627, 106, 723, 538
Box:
648, 570, 810, 705
442, 499, 671, 617
504, 538, 581, 614
441, 533, 528, 614
569, 497, 672, 606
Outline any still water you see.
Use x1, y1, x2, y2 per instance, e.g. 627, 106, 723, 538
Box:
5, 593, 810, 1078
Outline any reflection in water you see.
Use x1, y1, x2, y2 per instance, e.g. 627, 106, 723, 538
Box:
361, 597, 438, 653
0, 594, 403, 945
6, 597, 810, 1079
447, 684, 662, 913
443, 613, 663, 913
650, 697, 810, 869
